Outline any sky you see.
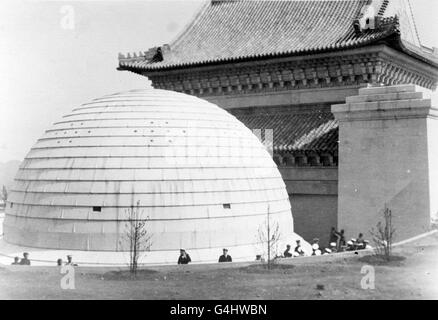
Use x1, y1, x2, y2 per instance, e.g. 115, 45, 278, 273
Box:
0, 0, 437, 163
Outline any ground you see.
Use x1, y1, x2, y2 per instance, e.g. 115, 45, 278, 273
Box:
0, 232, 437, 300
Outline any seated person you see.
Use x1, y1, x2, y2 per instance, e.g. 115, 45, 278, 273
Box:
355, 233, 366, 250
311, 243, 321, 256
336, 229, 346, 250
11, 256, 20, 265
294, 240, 305, 256
346, 240, 355, 251
218, 248, 232, 262
178, 249, 191, 264
19, 252, 31, 265
329, 242, 338, 253
283, 245, 293, 258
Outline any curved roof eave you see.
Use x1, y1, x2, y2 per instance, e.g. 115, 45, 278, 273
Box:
118, 31, 398, 73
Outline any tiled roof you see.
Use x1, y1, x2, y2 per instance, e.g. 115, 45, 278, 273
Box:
119, 0, 437, 71
229, 108, 338, 153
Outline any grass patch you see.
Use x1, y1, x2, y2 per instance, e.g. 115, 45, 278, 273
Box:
97, 268, 159, 281
239, 263, 295, 274
358, 254, 406, 266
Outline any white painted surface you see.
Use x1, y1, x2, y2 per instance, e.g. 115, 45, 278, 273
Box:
3, 88, 304, 264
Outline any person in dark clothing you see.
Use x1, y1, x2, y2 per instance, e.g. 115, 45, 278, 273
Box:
218, 248, 232, 262
294, 240, 304, 256
283, 245, 293, 258
355, 233, 366, 250
65, 255, 78, 266
336, 229, 346, 251
178, 249, 191, 264
329, 227, 340, 245
11, 256, 20, 265
19, 252, 30, 265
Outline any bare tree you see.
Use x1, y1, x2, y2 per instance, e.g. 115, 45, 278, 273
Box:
257, 205, 281, 270
120, 200, 153, 275
370, 206, 395, 261
1, 185, 7, 203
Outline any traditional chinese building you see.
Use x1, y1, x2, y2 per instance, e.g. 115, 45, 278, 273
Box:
118, 0, 438, 244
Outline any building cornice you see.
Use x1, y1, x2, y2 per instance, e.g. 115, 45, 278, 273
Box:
135, 44, 437, 98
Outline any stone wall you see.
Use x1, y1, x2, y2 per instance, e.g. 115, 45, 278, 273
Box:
280, 167, 338, 246
427, 115, 438, 227
333, 84, 438, 242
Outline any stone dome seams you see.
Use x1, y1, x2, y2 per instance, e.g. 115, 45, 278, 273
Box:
4, 88, 295, 257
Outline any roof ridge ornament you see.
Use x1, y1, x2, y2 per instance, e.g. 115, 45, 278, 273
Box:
354, 2, 377, 34
118, 44, 170, 64
354, 2, 400, 36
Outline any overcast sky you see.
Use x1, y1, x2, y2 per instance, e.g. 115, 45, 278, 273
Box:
0, 0, 437, 163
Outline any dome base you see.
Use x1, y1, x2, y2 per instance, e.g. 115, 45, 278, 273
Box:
0, 233, 309, 267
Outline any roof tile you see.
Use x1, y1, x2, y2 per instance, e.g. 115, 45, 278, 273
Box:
229, 108, 338, 153
119, 0, 438, 70
120, 0, 392, 70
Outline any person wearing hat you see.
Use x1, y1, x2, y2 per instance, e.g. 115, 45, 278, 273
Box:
311, 238, 321, 256
283, 245, 293, 258
329, 242, 338, 253
19, 252, 31, 265
311, 243, 321, 256
218, 248, 232, 262
65, 255, 78, 266
346, 240, 355, 251
178, 249, 191, 264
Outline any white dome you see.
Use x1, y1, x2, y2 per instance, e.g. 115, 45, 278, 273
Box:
4, 88, 297, 264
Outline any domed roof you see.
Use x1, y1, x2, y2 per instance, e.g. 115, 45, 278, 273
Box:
4, 88, 297, 264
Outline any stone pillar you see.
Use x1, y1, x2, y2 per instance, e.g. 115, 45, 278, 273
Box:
332, 84, 438, 242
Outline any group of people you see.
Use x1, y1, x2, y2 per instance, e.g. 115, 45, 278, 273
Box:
283, 239, 305, 258
57, 255, 78, 266
177, 248, 232, 265
11, 253, 78, 266
329, 227, 370, 252
11, 249, 231, 266
11, 229, 370, 266
282, 238, 329, 258
11, 252, 31, 265
281, 228, 371, 259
